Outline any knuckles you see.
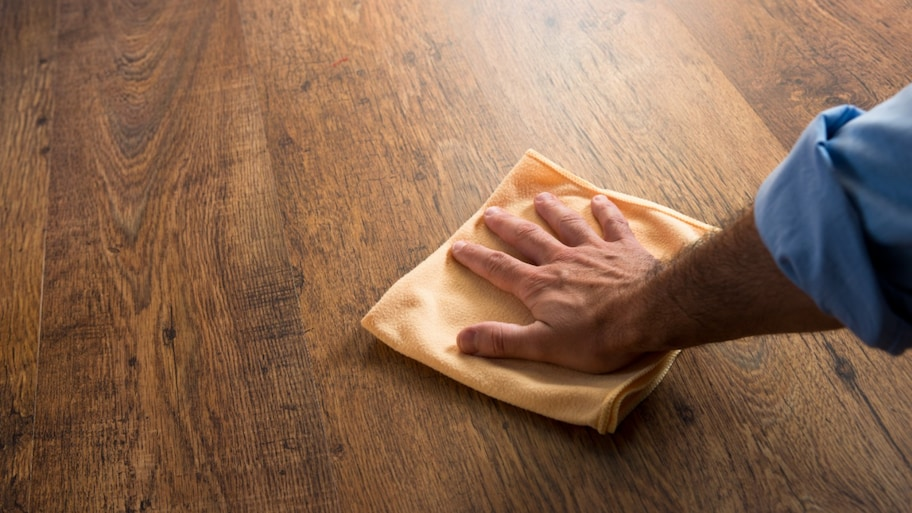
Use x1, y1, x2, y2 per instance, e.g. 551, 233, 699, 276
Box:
487, 325, 507, 357
482, 250, 516, 277
512, 221, 544, 242
558, 212, 586, 229
557, 213, 595, 241
608, 214, 631, 230
520, 267, 562, 298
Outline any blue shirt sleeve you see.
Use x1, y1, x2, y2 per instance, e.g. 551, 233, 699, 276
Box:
755, 84, 912, 354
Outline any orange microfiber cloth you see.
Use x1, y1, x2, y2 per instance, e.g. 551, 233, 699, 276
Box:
362, 150, 716, 433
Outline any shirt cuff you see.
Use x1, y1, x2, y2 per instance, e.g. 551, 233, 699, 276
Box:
754, 105, 908, 354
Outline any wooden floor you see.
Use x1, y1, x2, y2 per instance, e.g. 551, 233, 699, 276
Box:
2, 0, 911, 511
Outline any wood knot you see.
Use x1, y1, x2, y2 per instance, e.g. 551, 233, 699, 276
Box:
674, 402, 696, 425
162, 326, 176, 344
833, 354, 857, 384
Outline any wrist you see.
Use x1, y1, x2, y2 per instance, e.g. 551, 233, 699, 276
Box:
624, 263, 711, 353
599, 265, 678, 355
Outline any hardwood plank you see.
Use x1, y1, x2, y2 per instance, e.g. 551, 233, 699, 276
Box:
455, 2, 912, 503
444, 0, 786, 223
30, 0, 335, 510
237, 2, 526, 510
664, 0, 912, 146
239, 0, 893, 511
447, 2, 912, 508
0, 0, 56, 510
5, 0, 906, 510
660, 1, 912, 508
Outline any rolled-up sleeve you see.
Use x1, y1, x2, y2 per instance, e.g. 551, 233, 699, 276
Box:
755, 84, 912, 354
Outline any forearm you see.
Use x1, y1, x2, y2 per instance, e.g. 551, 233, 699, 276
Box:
634, 207, 842, 352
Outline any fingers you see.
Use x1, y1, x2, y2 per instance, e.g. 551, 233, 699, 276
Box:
457, 321, 553, 363
457, 321, 629, 373
482, 194, 635, 257
533, 192, 598, 247
591, 194, 635, 242
451, 240, 532, 297
481, 206, 563, 264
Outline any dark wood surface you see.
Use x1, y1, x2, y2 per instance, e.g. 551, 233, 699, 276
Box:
1, 0, 55, 510
1, 0, 910, 511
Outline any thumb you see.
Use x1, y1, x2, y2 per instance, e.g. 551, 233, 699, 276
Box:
457, 321, 552, 362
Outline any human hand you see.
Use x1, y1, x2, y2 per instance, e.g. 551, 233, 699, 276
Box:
450, 192, 661, 373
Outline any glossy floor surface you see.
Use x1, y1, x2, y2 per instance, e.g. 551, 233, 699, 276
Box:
2, 0, 911, 510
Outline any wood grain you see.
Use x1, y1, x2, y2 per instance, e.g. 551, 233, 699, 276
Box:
664, 0, 912, 146
660, 1, 912, 509
237, 1, 527, 509
444, 0, 785, 223
240, 0, 911, 511
28, 0, 335, 510
1, 0, 911, 510
0, 0, 55, 510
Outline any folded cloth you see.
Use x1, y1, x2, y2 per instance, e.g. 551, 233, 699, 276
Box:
361, 150, 716, 433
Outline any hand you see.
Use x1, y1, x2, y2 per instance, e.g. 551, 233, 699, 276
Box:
450, 192, 661, 373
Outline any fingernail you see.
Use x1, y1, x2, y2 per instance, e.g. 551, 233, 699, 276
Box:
592, 194, 608, 204
458, 329, 478, 354
535, 192, 554, 202
484, 206, 501, 217
452, 240, 467, 253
